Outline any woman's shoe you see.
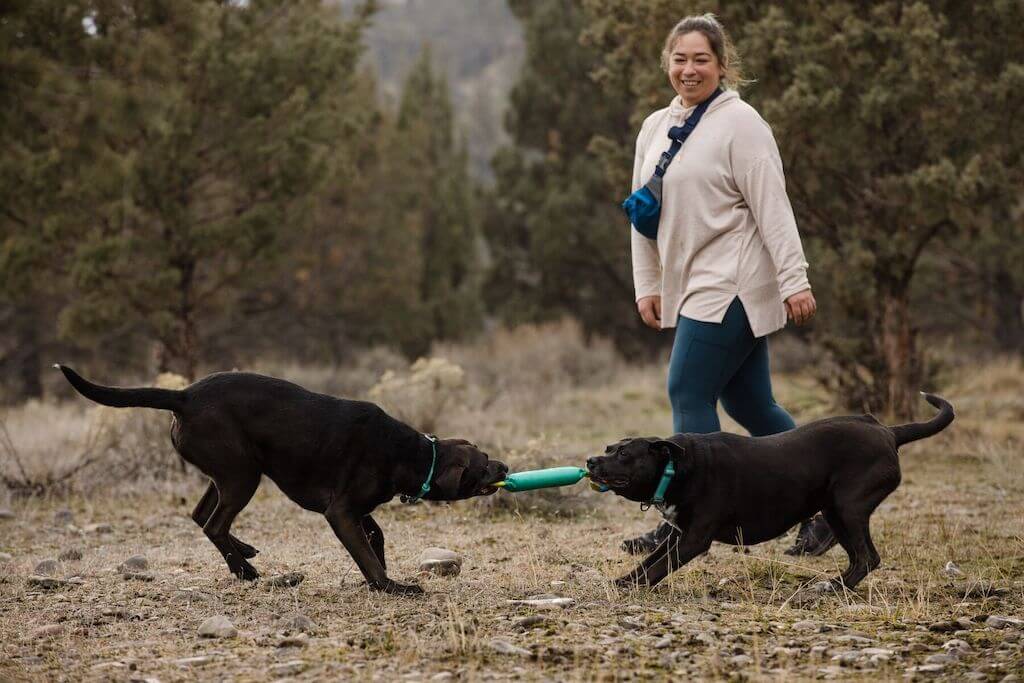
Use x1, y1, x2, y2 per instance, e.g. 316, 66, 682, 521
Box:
784, 513, 837, 556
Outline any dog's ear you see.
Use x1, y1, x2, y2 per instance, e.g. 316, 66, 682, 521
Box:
651, 440, 688, 469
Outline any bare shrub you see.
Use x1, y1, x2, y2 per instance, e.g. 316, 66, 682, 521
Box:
368, 357, 466, 434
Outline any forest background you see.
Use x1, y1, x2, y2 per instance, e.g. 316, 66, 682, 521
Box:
2, 0, 1022, 418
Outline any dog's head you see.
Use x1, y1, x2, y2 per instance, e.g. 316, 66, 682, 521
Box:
425, 438, 508, 501
586, 437, 686, 502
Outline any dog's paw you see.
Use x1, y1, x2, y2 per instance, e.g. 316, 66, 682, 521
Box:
614, 575, 646, 590
371, 579, 424, 596
233, 560, 260, 581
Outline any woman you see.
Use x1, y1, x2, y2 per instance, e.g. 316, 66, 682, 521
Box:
623, 14, 833, 557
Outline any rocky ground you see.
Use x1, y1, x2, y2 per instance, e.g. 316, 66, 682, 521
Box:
1, 356, 1022, 681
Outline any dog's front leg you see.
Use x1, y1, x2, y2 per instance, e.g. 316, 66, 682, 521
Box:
324, 504, 421, 595
361, 514, 386, 570
614, 528, 681, 588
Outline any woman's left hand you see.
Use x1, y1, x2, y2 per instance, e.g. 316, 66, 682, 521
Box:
784, 289, 816, 326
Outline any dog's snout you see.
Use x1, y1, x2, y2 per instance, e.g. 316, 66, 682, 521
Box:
587, 456, 599, 470
496, 461, 509, 475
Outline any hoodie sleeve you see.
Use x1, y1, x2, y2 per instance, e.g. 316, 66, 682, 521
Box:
630, 122, 662, 302
732, 120, 811, 301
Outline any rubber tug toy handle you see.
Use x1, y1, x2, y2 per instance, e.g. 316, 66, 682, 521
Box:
494, 466, 608, 493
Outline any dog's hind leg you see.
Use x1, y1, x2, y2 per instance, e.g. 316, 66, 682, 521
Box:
191, 481, 259, 559
202, 469, 261, 581
824, 471, 897, 590
325, 503, 421, 596
361, 515, 386, 570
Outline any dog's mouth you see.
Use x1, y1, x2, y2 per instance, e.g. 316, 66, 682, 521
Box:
587, 469, 629, 489
476, 469, 507, 496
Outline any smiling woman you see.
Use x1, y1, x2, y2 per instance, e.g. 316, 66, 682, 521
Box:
623, 14, 828, 557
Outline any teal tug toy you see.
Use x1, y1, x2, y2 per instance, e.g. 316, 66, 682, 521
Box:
494, 466, 608, 493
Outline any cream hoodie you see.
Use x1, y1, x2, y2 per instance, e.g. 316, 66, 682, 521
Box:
630, 90, 810, 338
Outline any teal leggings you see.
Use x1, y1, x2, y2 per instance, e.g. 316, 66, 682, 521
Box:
668, 297, 795, 436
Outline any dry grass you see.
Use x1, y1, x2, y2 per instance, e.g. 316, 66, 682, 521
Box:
1, 326, 1022, 680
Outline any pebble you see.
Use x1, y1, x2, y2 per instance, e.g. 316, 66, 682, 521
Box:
277, 633, 309, 648
279, 612, 317, 633
987, 616, 1024, 629
507, 595, 574, 609
928, 620, 958, 633
118, 555, 149, 572
84, 522, 113, 534
0, 508, 14, 520
431, 673, 454, 681
730, 654, 752, 666
269, 660, 307, 676
861, 648, 895, 657
489, 638, 532, 657
793, 620, 821, 632
418, 548, 462, 576
27, 576, 69, 590
34, 559, 59, 576
58, 548, 83, 562
265, 572, 305, 588
834, 634, 872, 645
943, 639, 970, 652
907, 663, 946, 673
0, 552, 12, 562
655, 636, 673, 649
197, 615, 237, 639
925, 653, 959, 665
175, 655, 213, 666
121, 571, 155, 582
513, 615, 547, 630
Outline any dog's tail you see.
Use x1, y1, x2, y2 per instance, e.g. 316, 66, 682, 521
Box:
890, 393, 954, 447
54, 364, 186, 412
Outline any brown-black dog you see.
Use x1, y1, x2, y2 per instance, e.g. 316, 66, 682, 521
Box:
587, 393, 953, 591
56, 365, 507, 595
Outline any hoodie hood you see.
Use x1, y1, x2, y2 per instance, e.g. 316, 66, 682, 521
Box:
668, 89, 740, 120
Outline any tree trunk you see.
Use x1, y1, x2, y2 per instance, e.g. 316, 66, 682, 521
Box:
876, 289, 921, 419
992, 270, 1024, 353
157, 259, 199, 381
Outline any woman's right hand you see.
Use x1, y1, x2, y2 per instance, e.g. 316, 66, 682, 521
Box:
637, 295, 662, 329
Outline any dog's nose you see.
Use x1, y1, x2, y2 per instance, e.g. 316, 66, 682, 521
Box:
586, 456, 599, 471
498, 462, 508, 474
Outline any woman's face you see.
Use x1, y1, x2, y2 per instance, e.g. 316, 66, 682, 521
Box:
668, 31, 723, 106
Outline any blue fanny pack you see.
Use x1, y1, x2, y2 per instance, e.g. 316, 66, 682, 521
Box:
621, 88, 724, 240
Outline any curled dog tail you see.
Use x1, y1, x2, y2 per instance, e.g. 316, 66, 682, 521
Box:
55, 364, 186, 413
890, 393, 954, 447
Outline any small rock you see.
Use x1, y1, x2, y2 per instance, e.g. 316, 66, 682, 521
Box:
810, 645, 830, 660
175, 655, 213, 666
418, 548, 462, 577
507, 595, 575, 609
962, 674, 986, 681
54, 508, 74, 525
118, 555, 149, 572
986, 615, 1024, 629
793, 620, 821, 632
730, 654, 753, 666
513, 615, 547, 630
862, 648, 895, 657
834, 634, 873, 645
269, 660, 307, 676
34, 558, 59, 576
122, 571, 155, 582
279, 612, 317, 633
943, 639, 970, 652
956, 617, 975, 630
943, 561, 965, 578
277, 633, 309, 648
27, 576, 68, 590
197, 614, 236, 639
0, 552, 12, 563
925, 653, 959, 665
907, 663, 946, 673
431, 673, 454, 681
31, 624, 64, 639
84, 522, 113, 534
58, 548, 83, 562
0, 508, 14, 520
655, 636, 673, 649
928, 620, 958, 633
265, 571, 305, 588
488, 638, 532, 657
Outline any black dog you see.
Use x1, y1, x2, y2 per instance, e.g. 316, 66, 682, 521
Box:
587, 393, 954, 590
57, 365, 507, 595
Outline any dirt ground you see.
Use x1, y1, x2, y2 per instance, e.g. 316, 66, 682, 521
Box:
1, 355, 1022, 681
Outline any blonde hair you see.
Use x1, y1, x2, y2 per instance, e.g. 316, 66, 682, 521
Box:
661, 14, 750, 90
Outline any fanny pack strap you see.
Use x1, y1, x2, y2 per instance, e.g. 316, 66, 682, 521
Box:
652, 87, 724, 179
